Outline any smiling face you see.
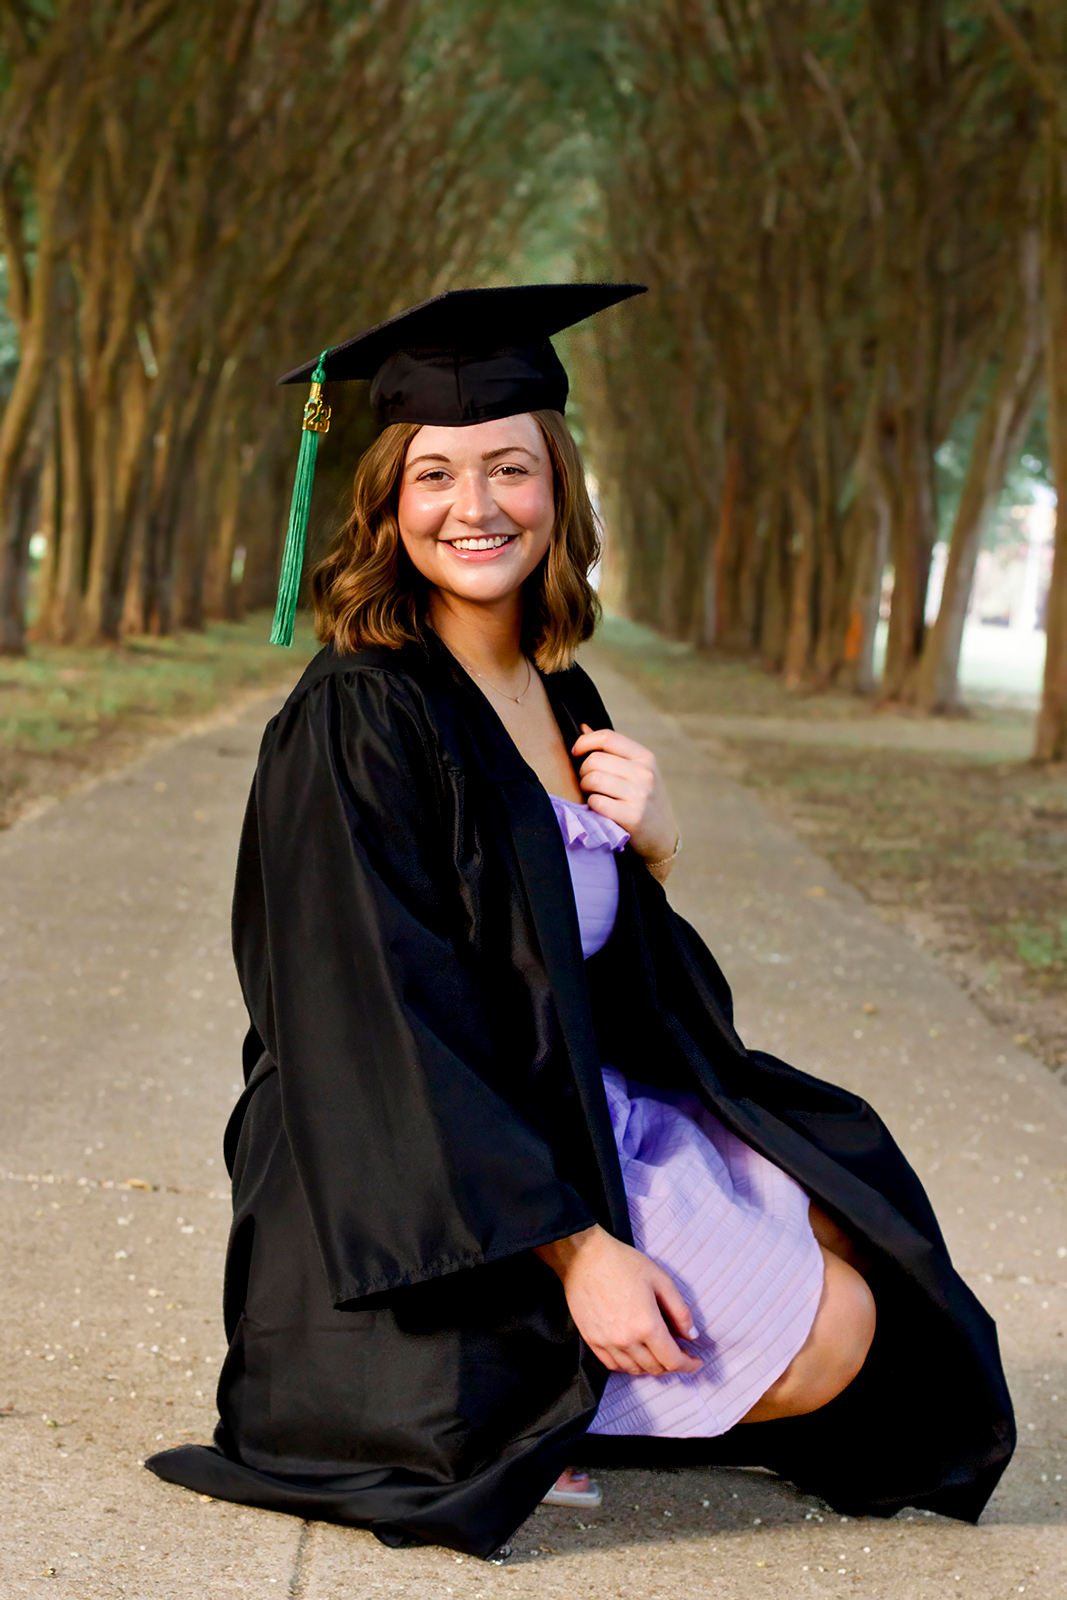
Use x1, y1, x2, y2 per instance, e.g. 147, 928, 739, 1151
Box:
396, 413, 556, 612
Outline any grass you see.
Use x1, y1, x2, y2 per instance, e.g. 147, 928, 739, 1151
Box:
1006, 918, 1067, 972
591, 613, 1067, 1075
0, 612, 317, 828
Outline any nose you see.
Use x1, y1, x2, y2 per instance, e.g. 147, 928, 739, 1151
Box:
452, 470, 504, 529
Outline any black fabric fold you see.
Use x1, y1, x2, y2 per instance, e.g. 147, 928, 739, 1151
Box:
233, 658, 596, 1307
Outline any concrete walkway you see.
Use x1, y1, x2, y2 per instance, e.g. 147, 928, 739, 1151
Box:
1, 652, 1065, 1597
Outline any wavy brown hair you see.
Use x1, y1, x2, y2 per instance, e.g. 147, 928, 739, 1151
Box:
311, 409, 601, 672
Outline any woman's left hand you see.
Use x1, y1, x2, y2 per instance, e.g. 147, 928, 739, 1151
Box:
572, 724, 679, 876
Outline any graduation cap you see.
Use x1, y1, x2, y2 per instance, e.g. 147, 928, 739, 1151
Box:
269, 282, 646, 646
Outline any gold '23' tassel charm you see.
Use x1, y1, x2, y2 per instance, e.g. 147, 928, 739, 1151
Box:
302, 382, 332, 435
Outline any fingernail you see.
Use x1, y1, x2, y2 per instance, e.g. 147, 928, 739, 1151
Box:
688, 1326, 698, 1339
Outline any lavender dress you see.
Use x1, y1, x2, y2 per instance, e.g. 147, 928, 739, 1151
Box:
549, 794, 825, 1439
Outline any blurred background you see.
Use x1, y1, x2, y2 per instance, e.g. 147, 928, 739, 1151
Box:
2, 1, 1067, 1067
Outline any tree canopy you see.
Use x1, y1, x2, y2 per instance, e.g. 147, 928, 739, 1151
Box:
1, 0, 1065, 755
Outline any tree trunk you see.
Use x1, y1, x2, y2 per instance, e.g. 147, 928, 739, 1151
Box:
834, 483, 887, 694
737, 493, 767, 650
914, 244, 1044, 713
79, 382, 122, 641
0, 437, 42, 654
0, 321, 52, 641
151, 366, 220, 634
758, 492, 791, 670
805, 287, 842, 684
0, 70, 98, 643
880, 397, 938, 700
31, 403, 61, 634
783, 473, 815, 687
104, 370, 155, 639
204, 413, 242, 620
712, 437, 742, 645
44, 341, 90, 643
1035, 128, 1067, 760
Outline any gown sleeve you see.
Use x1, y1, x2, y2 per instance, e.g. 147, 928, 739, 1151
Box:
232, 662, 596, 1309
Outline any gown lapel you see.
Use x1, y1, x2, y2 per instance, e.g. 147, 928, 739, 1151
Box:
423, 636, 632, 1241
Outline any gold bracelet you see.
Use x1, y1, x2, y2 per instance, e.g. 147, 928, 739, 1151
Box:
645, 836, 681, 871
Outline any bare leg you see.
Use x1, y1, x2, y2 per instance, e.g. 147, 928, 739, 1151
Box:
808, 1199, 870, 1276
739, 1244, 876, 1423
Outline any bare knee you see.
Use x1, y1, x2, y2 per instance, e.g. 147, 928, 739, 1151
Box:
810, 1250, 876, 1401
741, 1249, 875, 1423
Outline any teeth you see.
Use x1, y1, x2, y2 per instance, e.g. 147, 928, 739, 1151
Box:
450, 535, 512, 551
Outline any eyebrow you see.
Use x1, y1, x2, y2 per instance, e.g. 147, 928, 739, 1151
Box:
407, 445, 540, 467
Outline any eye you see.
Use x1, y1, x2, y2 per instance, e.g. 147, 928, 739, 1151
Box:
492, 464, 528, 478
416, 469, 450, 483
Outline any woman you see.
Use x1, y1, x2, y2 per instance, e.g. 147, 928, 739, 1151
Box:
149, 285, 1013, 1558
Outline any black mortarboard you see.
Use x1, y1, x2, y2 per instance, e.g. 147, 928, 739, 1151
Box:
269, 282, 646, 645
276, 282, 645, 429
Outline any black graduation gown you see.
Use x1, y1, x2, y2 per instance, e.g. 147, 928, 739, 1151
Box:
147, 635, 1014, 1557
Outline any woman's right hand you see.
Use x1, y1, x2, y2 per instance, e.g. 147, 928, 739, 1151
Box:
534, 1225, 702, 1376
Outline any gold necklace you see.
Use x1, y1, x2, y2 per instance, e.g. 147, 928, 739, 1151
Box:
452, 649, 533, 705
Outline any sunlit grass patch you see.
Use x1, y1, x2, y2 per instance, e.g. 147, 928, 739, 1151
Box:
0, 613, 316, 755
0, 611, 317, 827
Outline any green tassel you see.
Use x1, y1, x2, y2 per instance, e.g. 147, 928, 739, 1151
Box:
270, 349, 331, 647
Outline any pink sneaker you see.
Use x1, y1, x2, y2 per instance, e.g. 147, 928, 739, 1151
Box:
541, 1469, 603, 1508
